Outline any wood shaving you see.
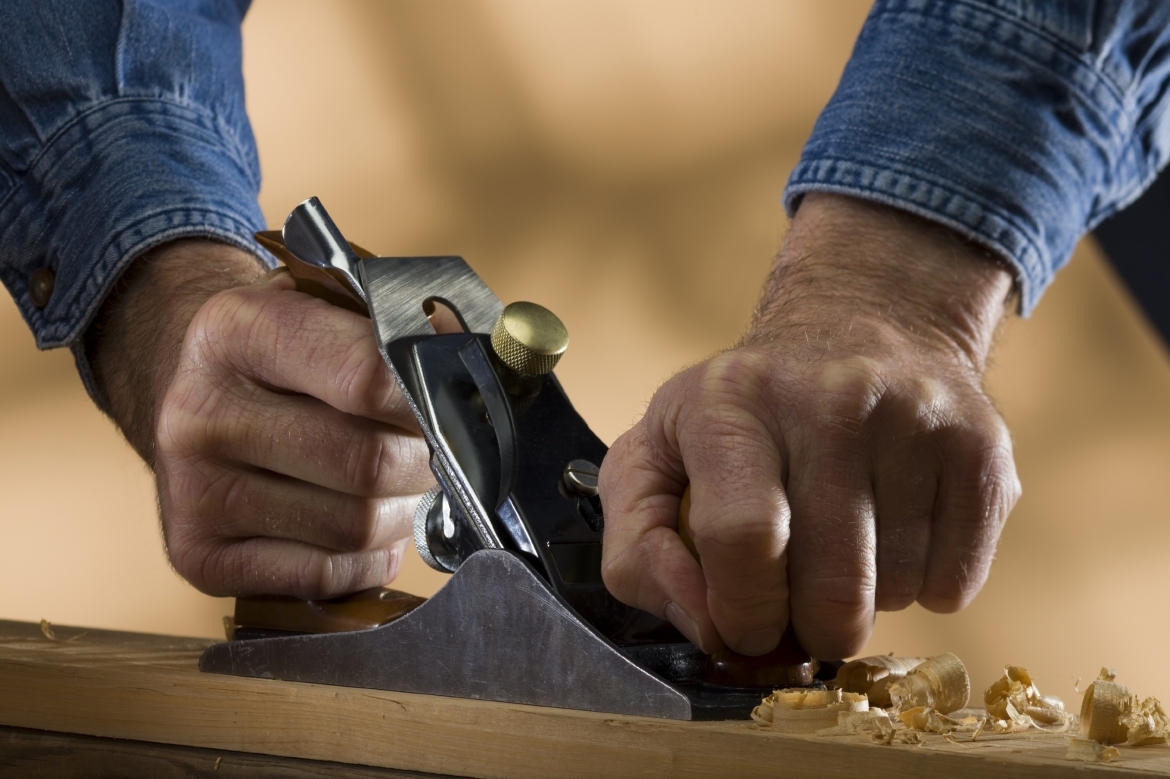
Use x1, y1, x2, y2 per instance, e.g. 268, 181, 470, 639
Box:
1066, 737, 1121, 763
971, 717, 988, 742
896, 707, 976, 735
752, 688, 868, 733
984, 665, 1072, 734
817, 709, 891, 736
834, 655, 926, 708
39, 619, 86, 643
1120, 696, 1170, 746
894, 730, 924, 746
1080, 671, 1170, 746
888, 653, 970, 714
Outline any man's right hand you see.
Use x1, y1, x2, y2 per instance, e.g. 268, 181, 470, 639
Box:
87, 240, 434, 598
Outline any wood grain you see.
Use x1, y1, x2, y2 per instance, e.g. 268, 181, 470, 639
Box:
0, 725, 447, 778
2, 619, 1169, 778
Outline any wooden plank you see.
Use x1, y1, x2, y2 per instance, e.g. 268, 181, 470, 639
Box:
1, 619, 1168, 778
0, 725, 449, 778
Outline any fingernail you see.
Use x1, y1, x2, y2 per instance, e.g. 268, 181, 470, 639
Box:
664, 601, 704, 650
735, 626, 781, 657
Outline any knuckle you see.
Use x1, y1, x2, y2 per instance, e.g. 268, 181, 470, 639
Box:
601, 524, 674, 608
335, 340, 397, 414
692, 507, 787, 560
344, 430, 400, 496
600, 531, 649, 602
170, 538, 229, 596
694, 349, 773, 403
794, 574, 874, 623
945, 421, 1019, 532
811, 357, 887, 434
919, 578, 976, 613
335, 500, 388, 552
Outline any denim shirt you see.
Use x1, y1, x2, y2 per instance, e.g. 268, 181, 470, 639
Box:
0, 0, 271, 404
1, 1, 1169, 403
787, 0, 1170, 315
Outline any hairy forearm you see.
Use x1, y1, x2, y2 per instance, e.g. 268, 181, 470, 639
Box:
746, 193, 1015, 371
84, 240, 266, 465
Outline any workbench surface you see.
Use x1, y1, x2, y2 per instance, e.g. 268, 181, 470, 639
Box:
2, 619, 1167, 778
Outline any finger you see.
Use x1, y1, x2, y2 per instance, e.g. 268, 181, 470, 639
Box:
676, 353, 791, 656
867, 388, 942, 612
174, 535, 411, 599
870, 445, 936, 612
169, 462, 421, 553
919, 411, 1019, 612
188, 277, 417, 429
599, 418, 723, 654
785, 444, 876, 659
179, 383, 433, 497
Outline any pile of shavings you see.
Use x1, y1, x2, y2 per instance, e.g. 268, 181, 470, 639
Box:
979, 664, 1073, 735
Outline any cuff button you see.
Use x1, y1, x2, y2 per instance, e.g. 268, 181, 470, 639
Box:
29, 268, 55, 308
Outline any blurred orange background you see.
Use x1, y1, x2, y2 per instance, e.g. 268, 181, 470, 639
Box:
3, 0, 1170, 708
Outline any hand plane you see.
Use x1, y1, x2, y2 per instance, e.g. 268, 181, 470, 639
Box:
199, 197, 831, 720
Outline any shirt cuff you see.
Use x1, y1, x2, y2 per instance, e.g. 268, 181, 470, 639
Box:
0, 97, 276, 409
784, 0, 1129, 315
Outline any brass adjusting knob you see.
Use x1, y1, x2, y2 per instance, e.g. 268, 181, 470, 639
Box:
490, 301, 569, 376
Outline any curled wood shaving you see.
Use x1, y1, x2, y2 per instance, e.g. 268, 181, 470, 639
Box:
984, 665, 1072, 734
1080, 672, 1170, 746
39, 619, 86, 643
888, 653, 970, 714
1066, 737, 1121, 763
752, 688, 868, 733
834, 655, 926, 708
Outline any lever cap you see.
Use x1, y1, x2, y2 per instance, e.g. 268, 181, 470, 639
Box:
490, 301, 569, 376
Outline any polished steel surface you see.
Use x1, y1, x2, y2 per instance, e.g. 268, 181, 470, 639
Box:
562, 459, 600, 497
359, 255, 504, 339
200, 550, 693, 720
255, 198, 371, 315
412, 486, 448, 573
283, 197, 366, 303
359, 255, 507, 554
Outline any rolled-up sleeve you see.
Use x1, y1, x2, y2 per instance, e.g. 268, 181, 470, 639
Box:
0, 0, 273, 395
785, 0, 1170, 314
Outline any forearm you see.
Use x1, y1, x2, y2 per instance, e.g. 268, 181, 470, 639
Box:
748, 194, 1015, 371
85, 241, 266, 465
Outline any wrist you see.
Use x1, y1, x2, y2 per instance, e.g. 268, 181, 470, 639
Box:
85, 239, 265, 464
748, 193, 1014, 371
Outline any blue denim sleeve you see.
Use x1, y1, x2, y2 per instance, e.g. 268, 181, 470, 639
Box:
0, 0, 274, 400
785, 0, 1170, 315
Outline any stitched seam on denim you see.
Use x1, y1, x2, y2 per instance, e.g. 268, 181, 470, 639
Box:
34, 210, 267, 350
0, 97, 264, 346
871, 1, 1128, 110
785, 180, 1044, 315
786, 158, 1044, 258
0, 96, 255, 215
805, 121, 1066, 207
67, 217, 273, 407
785, 160, 1050, 312
0, 203, 267, 348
